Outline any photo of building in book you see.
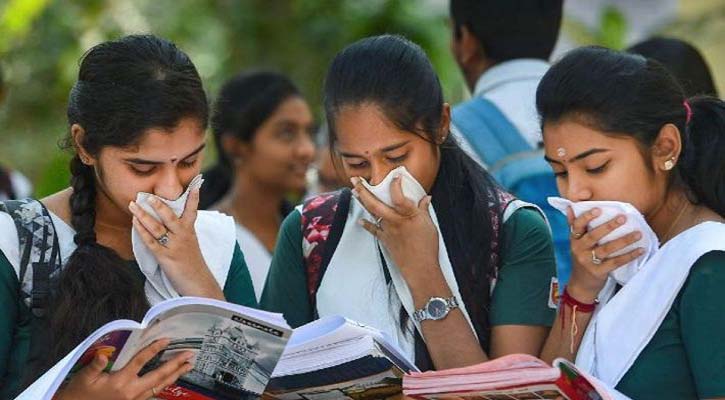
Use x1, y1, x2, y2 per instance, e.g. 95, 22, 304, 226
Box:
137, 310, 285, 400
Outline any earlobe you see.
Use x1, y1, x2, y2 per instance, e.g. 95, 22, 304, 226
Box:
220, 134, 246, 165
438, 104, 452, 144
653, 123, 682, 171
71, 124, 95, 165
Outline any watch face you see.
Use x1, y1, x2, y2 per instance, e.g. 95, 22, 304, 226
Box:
426, 298, 448, 320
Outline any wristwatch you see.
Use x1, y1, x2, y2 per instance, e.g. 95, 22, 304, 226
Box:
412, 296, 459, 322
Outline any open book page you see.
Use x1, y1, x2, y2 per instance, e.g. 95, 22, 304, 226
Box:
264, 316, 417, 400
16, 297, 291, 400
15, 319, 142, 400
112, 298, 291, 399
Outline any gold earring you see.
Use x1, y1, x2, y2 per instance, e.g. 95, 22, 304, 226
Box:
664, 158, 675, 170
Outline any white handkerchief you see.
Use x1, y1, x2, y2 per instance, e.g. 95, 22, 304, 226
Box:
548, 197, 659, 285
360, 166, 427, 208
132, 175, 204, 302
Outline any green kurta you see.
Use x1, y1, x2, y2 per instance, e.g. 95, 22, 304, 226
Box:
0, 244, 256, 399
261, 207, 557, 329
616, 250, 725, 399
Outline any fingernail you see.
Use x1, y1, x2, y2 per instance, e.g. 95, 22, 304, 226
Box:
350, 177, 360, 186
638, 248, 645, 255
617, 215, 626, 224
357, 218, 365, 226
149, 197, 158, 205
591, 208, 601, 216
351, 188, 359, 198
128, 201, 137, 211
634, 231, 642, 240
184, 352, 195, 360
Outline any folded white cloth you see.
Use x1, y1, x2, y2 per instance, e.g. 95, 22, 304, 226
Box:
361, 166, 428, 207
132, 175, 236, 304
548, 197, 659, 285
576, 221, 725, 386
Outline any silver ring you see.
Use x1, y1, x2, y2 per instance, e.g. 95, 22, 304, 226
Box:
591, 249, 603, 265
374, 216, 383, 230
157, 232, 170, 247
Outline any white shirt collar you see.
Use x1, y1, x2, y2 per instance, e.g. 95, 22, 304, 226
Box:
473, 58, 550, 97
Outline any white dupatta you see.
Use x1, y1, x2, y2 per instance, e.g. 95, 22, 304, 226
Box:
576, 221, 725, 386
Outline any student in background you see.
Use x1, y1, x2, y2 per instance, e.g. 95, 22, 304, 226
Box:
537, 46, 725, 399
628, 37, 719, 97
0, 35, 256, 399
448, 0, 572, 288
263, 35, 557, 371
201, 71, 316, 301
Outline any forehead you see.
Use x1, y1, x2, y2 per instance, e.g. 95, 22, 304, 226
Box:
107, 117, 206, 158
543, 119, 641, 159
334, 103, 421, 153
269, 96, 312, 122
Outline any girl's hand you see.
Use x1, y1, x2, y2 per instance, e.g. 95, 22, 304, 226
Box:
351, 176, 445, 293
567, 207, 644, 302
129, 188, 224, 300
55, 339, 194, 400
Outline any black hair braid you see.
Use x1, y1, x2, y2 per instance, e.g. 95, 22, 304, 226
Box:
69, 156, 97, 245
42, 156, 150, 372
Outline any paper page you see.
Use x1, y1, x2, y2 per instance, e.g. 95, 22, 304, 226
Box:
114, 301, 291, 400
15, 319, 141, 400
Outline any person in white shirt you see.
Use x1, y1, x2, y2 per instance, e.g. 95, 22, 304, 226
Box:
201, 71, 316, 301
448, 0, 563, 163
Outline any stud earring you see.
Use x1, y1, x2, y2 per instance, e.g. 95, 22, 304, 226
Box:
664, 158, 675, 171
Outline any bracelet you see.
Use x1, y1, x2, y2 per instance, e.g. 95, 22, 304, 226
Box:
559, 286, 599, 354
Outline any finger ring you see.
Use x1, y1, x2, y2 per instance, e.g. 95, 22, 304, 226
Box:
157, 232, 170, 247
570, 226, 583, 239
591, 249, 603, 265
374, 216, 383, 230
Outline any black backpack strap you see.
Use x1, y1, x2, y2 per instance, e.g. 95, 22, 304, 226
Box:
300, 189, 352, 319
0, 199, 62, 317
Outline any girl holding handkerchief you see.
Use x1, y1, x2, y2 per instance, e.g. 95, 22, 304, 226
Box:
262, 35, 558, 371
0, 35, 256, 399
537, 47, 725, 399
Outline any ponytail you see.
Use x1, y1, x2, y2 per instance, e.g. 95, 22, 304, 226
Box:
679, 96, 725, 217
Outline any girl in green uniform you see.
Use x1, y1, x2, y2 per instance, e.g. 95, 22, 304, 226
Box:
0, 35, 256, 399
538, 47, 725, 399
262, 35, 558, 371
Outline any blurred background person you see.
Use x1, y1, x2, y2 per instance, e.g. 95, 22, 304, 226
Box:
201, 71, 316, 301
306, 124, 346, 195
627, 36, 719, 97
448, 0, 572, 288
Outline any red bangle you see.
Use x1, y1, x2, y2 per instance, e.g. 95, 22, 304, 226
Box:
560, 286, 599, 354
560, 286, 598, 313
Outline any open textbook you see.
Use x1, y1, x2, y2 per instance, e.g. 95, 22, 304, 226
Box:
16, 297, 292, 400
264, 315, 418, 400
403, 354, 631, 400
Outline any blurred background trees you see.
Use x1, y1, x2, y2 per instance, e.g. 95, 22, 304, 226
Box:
1, 0, 723, 196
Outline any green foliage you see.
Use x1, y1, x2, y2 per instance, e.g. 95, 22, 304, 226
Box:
0, 0, 463, 197
563, 5, 628, 50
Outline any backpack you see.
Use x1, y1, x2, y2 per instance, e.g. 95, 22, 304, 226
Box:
452, 97, 571, 288
0, 198, 62, 390
0, 199, 62, 317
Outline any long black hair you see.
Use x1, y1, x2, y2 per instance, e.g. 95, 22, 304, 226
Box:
323, 34, 502, 367
537, 46, 725, 217
36, 34, 208, 376
200, 71, 301, 209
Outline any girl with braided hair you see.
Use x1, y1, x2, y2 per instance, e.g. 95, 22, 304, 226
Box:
0, 35, 256, 399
